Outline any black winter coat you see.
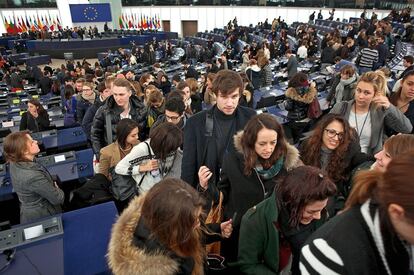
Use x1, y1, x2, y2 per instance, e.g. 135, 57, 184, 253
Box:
181, 105, 256, 187
81, 96, 105, 140
19, 111, 50, 132
284, 84, 317, 121
91, 95, 145, 157
76, 94, 96, 124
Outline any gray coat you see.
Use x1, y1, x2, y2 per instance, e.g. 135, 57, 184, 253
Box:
330, 100, 413, 155
286, 55, 298, 79
10, 162, 64, 224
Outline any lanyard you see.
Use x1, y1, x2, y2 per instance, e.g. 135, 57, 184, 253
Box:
354, 104, 370, 138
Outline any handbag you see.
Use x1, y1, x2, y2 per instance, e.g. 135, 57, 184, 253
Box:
109, 141, 152, 201
205, 191, 224, 254
307, 96, 322, 119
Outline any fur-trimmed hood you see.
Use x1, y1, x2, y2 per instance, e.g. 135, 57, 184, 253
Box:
107, 195, 180, 275
285, 82, 317, 104
233, 131, 302, 171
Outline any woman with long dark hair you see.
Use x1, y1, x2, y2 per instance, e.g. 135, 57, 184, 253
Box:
198, 113, 301, 263
301, 152, 414, 275
300, 114, 372, 211
108, 178, 205, 275
20, 99, 50, 132
237, 166, 337, 275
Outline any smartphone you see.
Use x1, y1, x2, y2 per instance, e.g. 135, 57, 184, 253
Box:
231, 212, 238, 223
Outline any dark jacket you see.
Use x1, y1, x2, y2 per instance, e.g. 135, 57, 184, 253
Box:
184, 65, 199, 79
76, 93, 97, 124
82, 95, 105, 140
246, 65, 262, 90
321, 47, 336, 64
19, 111, 50, 132
10, 161, 64, 223
261, 64, 272, 87
284, 83, 317, 121
386, 100, 414, 135
300, 200, 410, 275
108, 195, 194, 275
190, 94, 203, 114
10, 72, 23, 89
38, 76, 52, 95
91, 95, 145, 157
181, 105, 256, 187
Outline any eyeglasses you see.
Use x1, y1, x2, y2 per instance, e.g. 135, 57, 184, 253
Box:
324, 129, 344, 141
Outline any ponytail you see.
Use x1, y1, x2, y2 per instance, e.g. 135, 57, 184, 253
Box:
345, 170, 381, 210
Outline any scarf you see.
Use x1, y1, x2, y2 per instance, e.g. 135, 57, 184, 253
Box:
255, 156, 284, 180
82, 91, 96, 104
335, 74, 357, 103
320, 146, 332, 172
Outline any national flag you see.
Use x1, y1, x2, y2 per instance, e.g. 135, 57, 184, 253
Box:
3, 17, 12, 34
37, 15, 43, 29
119, 15, 124, 29
25, 16, 31, 30
128, 14, 133, 29
143, 16, 148, 30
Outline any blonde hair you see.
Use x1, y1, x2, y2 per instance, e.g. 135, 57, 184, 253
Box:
357, 71, 387, 108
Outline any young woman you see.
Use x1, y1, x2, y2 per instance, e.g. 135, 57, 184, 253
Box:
372, 134, 414, 173
198, 113, 301, 262
4, 131, 64, 223
115, 122, 183, 194
108, 178, 205, 275
203, 73, 217, 106
327, 64, 358, 106
330, 71, 412, 155
20, 99, 50, 132
99, 118, 140, 180
185, 78, 203, 114
301, 152, 414, 275
63, 84, 78, 127
389, 69, 414, 134
238, 166, 337, 275
300, 114, 373, 213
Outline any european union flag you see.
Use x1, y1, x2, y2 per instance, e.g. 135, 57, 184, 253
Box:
70, 4, 112, 23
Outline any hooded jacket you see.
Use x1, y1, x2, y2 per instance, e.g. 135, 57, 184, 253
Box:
108, 195, 188, 275
285, 82, 317, 121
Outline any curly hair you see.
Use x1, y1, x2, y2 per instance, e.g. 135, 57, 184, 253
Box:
301, 114, 357, 183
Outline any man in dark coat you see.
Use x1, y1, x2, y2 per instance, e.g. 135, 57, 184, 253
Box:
38, 70, 52, 95
10, 68, 24, 90
91, 78, 145, 158
286, 49, 298, 80
181, 70, 256, 187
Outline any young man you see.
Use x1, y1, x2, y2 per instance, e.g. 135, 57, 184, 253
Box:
152, 97, 188, 130
181, 70, 256, 187
400, 55, 414, 79
286, 49, 298, 80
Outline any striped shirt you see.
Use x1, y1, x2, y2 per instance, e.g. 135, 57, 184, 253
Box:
358, 48, 379, 69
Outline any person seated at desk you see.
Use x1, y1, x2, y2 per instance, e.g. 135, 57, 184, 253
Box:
4, 131, 64, 224
20, 99, 50, 132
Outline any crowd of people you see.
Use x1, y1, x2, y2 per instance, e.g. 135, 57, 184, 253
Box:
1, 7, 414, 275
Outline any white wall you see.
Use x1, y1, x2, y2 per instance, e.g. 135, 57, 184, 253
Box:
1, 5, 391, 36
122, 6, 391, 36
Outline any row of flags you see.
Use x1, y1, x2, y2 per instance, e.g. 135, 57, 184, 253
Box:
119, 13, 162, 30
2, 14, 62, 34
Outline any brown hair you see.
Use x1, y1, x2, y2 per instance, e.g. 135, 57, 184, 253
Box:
276, 166, 337, 228
113, 78, 133, 92
75, 77, 86, 84
149, 122, 182, 160
301, 114, 357, 183
185, 78, 199, 95
147, 89, 164, 106
340, 65, 356, 78
139, 73, 152, 87
28, 99, 47, 116
211, 69, 243, 96
130, 80, 144, 98
176, 81, 190, 92
390, 69, 414, 106
382, 134, 414, 159
207, 73, 216, 82
3, 131, 31, 162
346, 151, 414, 224
83, 82, 94, 90
105, 76, 116, 89
241, 113, 287, 175
141, 178, 205, 275
357, 71, 387, 97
